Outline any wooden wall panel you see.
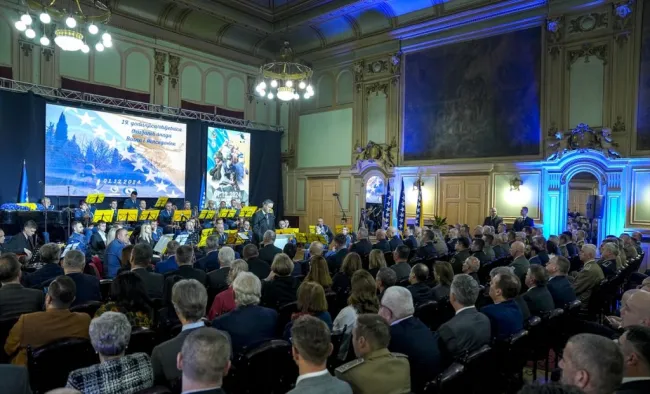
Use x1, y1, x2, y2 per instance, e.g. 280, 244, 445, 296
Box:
439, 176, 488, 228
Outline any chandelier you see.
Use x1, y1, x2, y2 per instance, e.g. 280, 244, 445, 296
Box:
13, 0, 112, 53
255, 42, 314, 102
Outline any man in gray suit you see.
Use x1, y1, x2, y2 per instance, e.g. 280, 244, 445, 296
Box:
0, 254, 44, 319
438, 274, 491, 360
288, 315, 352, 394
0, 365, 32, 394
151, 279, 209, 386
509, 241, 530, 285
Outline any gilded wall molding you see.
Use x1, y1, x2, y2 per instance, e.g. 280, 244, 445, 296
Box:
353, 60, 364, 93
546, 16, 564, 59
154, 51, 167, 86
365, 82, 389, 98
612, 1, 635, 47
568, 12, 608, 34
567, 44, 608, 70
169, 55, 180, 89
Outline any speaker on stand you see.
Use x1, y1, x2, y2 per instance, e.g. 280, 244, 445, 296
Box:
585, 195, 604, 244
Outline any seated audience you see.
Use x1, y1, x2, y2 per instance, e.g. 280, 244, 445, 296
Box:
89, 220, 107, 257
450, 237, 471, 274
304, 255, 333, 291
66, 312, 153, 393
208, 247, 234, 294
155, 240, 179, 275
61, 250, 101, 306
523, 264, 555, 317
573, 244, 605, 309
438, 274, 491, 360
212, 272, 278, 354
483, 234, 496, 261
376, 267, 396, 301
560, 333, 623, 394
416, 230, 438, 260
350, 227, 372, 257
546, 255, 577, 308
367, 249, 387, 278
471, 238, 491, 265
152, 279, 209, 386
261, 253, 299, 309
531, 236, 550, 265
332, 253, 362, 300
509, 241, 530, 285
620, 234, 639, 260
462, 256, 481, 283
621, 291, 650, 328
386, 227, 403, 251
480, 270, 524, 340
288, 315, 352, 394
178, 328, 231, 394
431, 229, 449, 257
403, 227, 417, 250
130, 244, 164, 299
446, 228, 459, 252
284, 281, 332, 339
137, 223, 156, 249
106, 228, 129, 278
0, 253, 44, 319
164, 245, 208, 302
432, 261, 454, 301
328, 234, 350, 274
259, 230, 282, 264
283, 242, 297, 261
243, 243, 271, 280
5, 276, 90, 366
598, 242, 619, 278
194, 235, 220, 272
617, 325, 650, 393
390, 245, 411, 282
95, 272, 153, 328
22, 243, 63, 288
380, 286, 442, 392
335, 314, 409, 394
208, 259, 248, 320
118, 244, 134, 276
372, 229, 391, 253
407, 263, 433, 306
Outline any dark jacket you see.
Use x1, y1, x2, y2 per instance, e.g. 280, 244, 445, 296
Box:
565, 243, 579, 258
194, 251, 220, 272
164, 265, 208, 303
66, 272, 101, 307
598, 259, 618, 278
372, 240, 391, 253
432, 284, 450, 301
438, 307, 491, 360
0, 283, 44, 319
350, 239, 372, 257
513, 216, 534, 232
389, 316, 442, 393
261, 275, 299, 309
259, 244, 282, 264
89, 232, 106, 256
472, 250, 491, 265
4, 233, 36, 254
417, 242, 437, 260
483, 215, 503, 229
23, 263, 64, 288
493, 245, 508, 259
522, 286, 555, 317
251, 210, 276, 245
391, 262, 411, 282
331, 273, 352, 300
327, 249, 349, 275
450, 249, 471, 274
132, 268, 164, 300
547, 275, 577, 308
0, 364, 32, 394
481, 299, 524, 340
212, 305, 278, 354
404, 236, 418, 251
537, 251, 550, 265
408, 282, 433, 306
247, 258, 271, 280
151, 322, 207, 385
616, 379, 650, 394
388, 236, 403, 251
208, 267, 230, 294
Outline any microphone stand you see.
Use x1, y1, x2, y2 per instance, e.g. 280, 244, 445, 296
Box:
334, 193, 347, 222
67, 186, 71, 237
41, 181, 49, 244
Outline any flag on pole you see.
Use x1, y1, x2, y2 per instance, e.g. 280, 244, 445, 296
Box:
18, 160, 29, 203
397, 178, 406, 232
382, 180, 392, 230
416, 178, 423, 228
198, 172, 207, 209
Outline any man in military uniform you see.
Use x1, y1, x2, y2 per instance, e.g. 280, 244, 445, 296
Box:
335, 314, 410, 394
572, 243, 604, 310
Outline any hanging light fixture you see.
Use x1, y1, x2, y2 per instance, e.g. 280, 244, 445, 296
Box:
256, 42, 314, 102
14, 0, 112, 54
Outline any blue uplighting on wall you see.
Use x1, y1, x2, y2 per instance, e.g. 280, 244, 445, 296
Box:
388, 0, 447, 17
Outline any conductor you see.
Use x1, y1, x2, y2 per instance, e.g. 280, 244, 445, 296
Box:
252, 199, 276, 245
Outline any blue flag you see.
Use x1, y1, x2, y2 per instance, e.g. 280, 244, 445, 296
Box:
199, 171, 207, 209
382, 180, 392, 230
416, 178, 423, 228
397, 178, 406, 232
19, 160, 29, 203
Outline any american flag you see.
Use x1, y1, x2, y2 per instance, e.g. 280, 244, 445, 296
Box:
382, 180, 392, 230
397, 178, 406, 232
416, 178, 423, 228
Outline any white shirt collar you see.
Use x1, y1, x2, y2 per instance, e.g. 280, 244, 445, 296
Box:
390, 316, 413, 326
183, 387, 221, 394
182, 321, 205, 332
622, 377, 650, 384
456, 306, 475, 315
296, 369, 329, 385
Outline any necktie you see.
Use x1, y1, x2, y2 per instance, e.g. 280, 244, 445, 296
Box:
266, 214, 269, 226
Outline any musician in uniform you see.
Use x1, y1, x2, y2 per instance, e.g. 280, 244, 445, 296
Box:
214, 223, 228, 246
109, 200, 119, 223
74, 200, 93, 225
39, 197, 55, 211
68, 221, 88, 256
124, 190, 139, 209
159, 201, 175, 227
335, 314, 410, 394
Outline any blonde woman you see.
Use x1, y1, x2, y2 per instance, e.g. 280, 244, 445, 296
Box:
368, 249, 387, 278
138, 223, 155, 248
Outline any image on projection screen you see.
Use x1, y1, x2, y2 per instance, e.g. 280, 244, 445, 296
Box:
206, 127, 251, 205
45, 103, 187, 197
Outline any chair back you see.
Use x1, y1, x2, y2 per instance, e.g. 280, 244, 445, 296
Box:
384, 252, 395, 267
424, 363, 465, 394
414, 300, 439, 331
27, 337, 99, 393
276, 301, 298, 336
100, 279, 113, 301
564, 300, 582, 317
70, 301, 104, 317
327, 329, 346, 372
136, 386, 172, 394
230, 339, 298, 394
127, 328, 159, 356
0, 316, 19, 363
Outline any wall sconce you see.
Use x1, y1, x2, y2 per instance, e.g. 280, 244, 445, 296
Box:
510, 177, 523, 191
413, 177, 424, 191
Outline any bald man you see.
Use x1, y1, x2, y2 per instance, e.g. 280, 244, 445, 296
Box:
621, 290, 650, 328
508, 241, 530, 284
605, 289, 641, 329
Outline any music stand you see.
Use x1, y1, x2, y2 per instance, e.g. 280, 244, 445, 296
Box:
197, 228, 214, 247
93, 210, 114, 223
295, 233, 307, 244
154, 234, 174, 254
60, 243, 78, 258
86, 193, 105, 205
173, 210, 192, 222
117, 209, 139, 223
139, 209, 160, 222
335, 225, 350, 234
199, 210, 215, 221
239, 206, 257, 219
226, 231, 238, 244
154, 197, 169, 208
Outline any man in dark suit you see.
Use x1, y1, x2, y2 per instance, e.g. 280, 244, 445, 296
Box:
509, 241, 530, 285
387, 227, 403, 252
61, 250, 101, 307
0, 254, 44, 319
483, 207, 503, 229
212, 272, 278, 354
618, 326, 650, 394
403, 228, 418, 251
513, 206, 534, 232
89, 220, 107, 257
123, 190, 139, 209
546, 255, 577, 308
327, 234, 349, 274
4, 220, 37, 259
449, 237, 471, 274
407, 263, 433, 306
462, 256, 481, 284
471, 238, 491, 265
522, 264, 555, 317
350, 227, 372, 257
177, 327, 230, 394
22, 243, 64, 288
258, 230, 282, 264
131, 243, 164, 299
598, 242, 619, 279
0, 365, 32, 394
242, 244, 270, 280
372, 229, 391, 253
561, 232, 579, 257
390, 245, 411, 282
416, 230, 437, 260
381, 286, 442, 393
315, 217, 334, 245
195, 235, 220, 272
480, 271, 523, 340
164, 246, 207, 303
158, 201, 175, 227
251, 199, 276, 245
438, 274, 491, 360
152, 278, 209, 386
